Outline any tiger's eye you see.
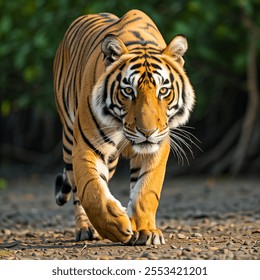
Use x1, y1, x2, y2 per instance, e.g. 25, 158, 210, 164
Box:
125, 87, 133, 94
159, 87, 168, 95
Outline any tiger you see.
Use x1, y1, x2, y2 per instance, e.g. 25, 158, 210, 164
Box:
53, 9, 195, 245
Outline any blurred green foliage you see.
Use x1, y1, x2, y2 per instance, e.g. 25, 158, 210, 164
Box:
0, 178, 7, 190
0, 0, 259, 117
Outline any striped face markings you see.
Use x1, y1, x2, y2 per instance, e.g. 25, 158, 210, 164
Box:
108, 56, 183, 154
100, 53, 191, 154
119, 57, 181, 112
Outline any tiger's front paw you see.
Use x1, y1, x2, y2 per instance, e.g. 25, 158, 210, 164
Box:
126, 229, 165, 245
88, 199, 133, 244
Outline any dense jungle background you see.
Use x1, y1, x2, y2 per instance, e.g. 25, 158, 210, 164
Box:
0, 0, 260, 182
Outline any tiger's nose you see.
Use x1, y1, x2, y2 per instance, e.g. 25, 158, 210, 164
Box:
136, 127, 158, 137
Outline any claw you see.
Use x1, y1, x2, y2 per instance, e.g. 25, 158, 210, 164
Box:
126, 229, 165, 246
75, 227, 100, 241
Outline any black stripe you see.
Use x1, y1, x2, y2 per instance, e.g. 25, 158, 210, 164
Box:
151, 55, 162, 63
123, 16, 143, 26
130, 167, 140, 174
179, 75, 186, 105
61, 180, 72, 194
85, 159, 98, 166
88, 99, 116, 146
129, 56, 141, 63
168, 65, 186, 108
125, 40, 158, 47
63, 143, 72, 155
108, 155, 118, 164
67, 16, 98, 49
168, 104, 179, 111
81, 15, 137, 63
63, 130, 73, 146
70, 18, 103, 58
110, 80, 116, 98
169, 107, 184, 122
75, 92, 78, 110
86, 17, 124, 52
131, 30, 144, 41
130, 50, 143, 55
76, 22, 107, 87
64, 118, 73, 136
151, 190, 159, 201
93, 51, 102, 81
140, 22, 161, 32
66, 16, 88, 44
73, 199, 80, 205
100, 173, 108, 183
65, 18, 98, 87
107, 104, 122, 121
78, 115, 105, 161
56, 47, 64, 93
103, 74, 111, 103
175, 107, 184, 117
151, 63, 162, 70
99, 13, 114, 19
81, 177, 100, 202
109, 166, 117, 174
176, 80, 180, 93
102, 106, 120, 122
122, 77, 130, 85
129, 46, 161, 53
61, 86, 70, 122
116, 72, 122, 83
130, 177, 138, 183
65, 163, 73, 171
139, 170, 153, 180
128, 70, 140, 81
130, 63, 142, 70
163, 78, 170, 85
147, 72, 156, 86
170, 73, 174, 83
84, 16, 153, 58
68, 19, 107, 89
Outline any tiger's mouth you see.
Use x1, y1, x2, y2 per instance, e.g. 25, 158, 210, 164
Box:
127, 138, 163, 154
123, 127, 168, 154
131, 141, 161, 154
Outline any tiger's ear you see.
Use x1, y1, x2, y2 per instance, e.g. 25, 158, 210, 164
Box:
163, 35, 188, 67
102, 34, 128, 66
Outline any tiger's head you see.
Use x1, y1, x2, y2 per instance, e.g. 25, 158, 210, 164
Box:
93, 34, 195, 155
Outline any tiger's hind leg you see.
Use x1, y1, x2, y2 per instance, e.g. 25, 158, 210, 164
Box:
55, 170, 72, 206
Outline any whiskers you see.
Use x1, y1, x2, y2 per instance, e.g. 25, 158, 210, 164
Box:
93, 125, 129, 155
86, 123, 201, 165
169, 126, 201, 166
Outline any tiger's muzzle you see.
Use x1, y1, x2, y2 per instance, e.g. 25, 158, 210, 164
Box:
123, 126, 169, 154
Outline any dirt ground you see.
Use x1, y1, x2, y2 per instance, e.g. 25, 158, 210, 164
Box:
0, 173, 259, 260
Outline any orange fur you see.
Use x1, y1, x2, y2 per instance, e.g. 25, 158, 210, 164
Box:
53, 10, 195, 245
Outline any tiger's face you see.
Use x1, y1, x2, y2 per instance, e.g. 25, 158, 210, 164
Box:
118, 58, 176, 154
93, 34, 195, 155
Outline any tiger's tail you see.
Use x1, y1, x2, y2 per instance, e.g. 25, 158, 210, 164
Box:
55, 170, 72, 206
